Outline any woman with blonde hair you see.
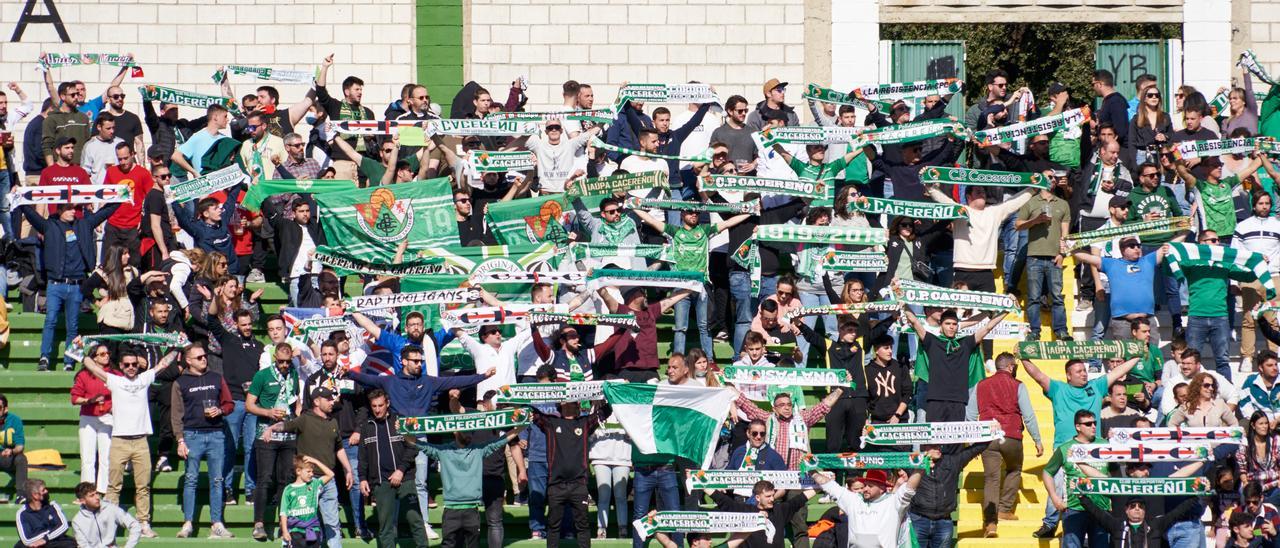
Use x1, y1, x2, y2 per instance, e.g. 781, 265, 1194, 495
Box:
1221, 67, 1259, 136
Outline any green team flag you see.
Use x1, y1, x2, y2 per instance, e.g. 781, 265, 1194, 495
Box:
397, 409, 531, 435
241, 179, 357, 212
485, 194, 572, 245
800, 452, 932, 473
315, 177, 459, 262
604, 383, 736, 468
1069, 477, 1214, 496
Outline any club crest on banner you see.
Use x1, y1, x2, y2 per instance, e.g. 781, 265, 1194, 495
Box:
524, 199, 567, 242
354, 187, 415, 242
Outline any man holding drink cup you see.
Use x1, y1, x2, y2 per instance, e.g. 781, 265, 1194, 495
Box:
169, 344, 236, 539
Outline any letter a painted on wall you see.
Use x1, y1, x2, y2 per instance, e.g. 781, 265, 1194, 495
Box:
11, 0, 71, 43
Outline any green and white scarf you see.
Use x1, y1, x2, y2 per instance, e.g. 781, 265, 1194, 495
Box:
1165, 243, 1277, 299
755, 224, 888, 246
894, 279, 1021, 313
768, 414, 810, 453
615, 83, 718, 107
918, 166, 1051, 189
487, 109, 617, 124
1069, 477, 1214, 496
901, 316, 1030, 341
313, 246, 446, 277
467, 150, 537, 173
1017, 340, 1148, 360
584, 269, 707, 294
571, 243, 671, 263
40, 53, 134, 70
685, 470, 815, 491
755, 125, 861, 148
820, 251, 890, 273
440, 304, 561, 329
701, 174, 829, 200
972, 106, 1090, 146
862, 420, 1005, 446
1064, 216, 1192, 251
565, 171, 669, 198
852, 78, 963, 102
526, 312, 640, 330
138, 85, 240, 115
241, 179, 357, 212
164, 165, 248, 203
212, 65, 314, 84
495, 380, 617, 403
1208, 90, 1268, 116
66, 332, 190, 362
849, 196, 967, 219
329, 119, 428, 136
632, 512, 773, 541
1067, 443, 1213, 463
802, 83, 892, 110
428, 119, 541, 137
861, 119, 966, 145
628, 197, 759, 215
1256, 300, 1280, 319
1109, 427, 1244, 445
346, 288, 481, 312
397, 409, 531, 435
1240, 49, 1279, 86
800, 452, 932, 474
780, 302, 901, 323
591, 137, 712, 163
1172, 137, 1264, 160
720, 366, 853, 388
296, 315, 357, 345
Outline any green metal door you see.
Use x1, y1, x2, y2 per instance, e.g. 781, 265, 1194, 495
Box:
889, 40, 966, 119
1095, 40, 1168, 108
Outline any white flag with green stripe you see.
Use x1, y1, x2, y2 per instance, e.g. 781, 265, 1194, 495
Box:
603, 383, 735, 468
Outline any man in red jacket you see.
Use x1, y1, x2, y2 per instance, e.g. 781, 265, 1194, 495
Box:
975, 352, 1045, 538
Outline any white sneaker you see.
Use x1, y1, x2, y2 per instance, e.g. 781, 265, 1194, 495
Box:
246, 269, 266, 283
209, 522, 235, 539
425, 523, 440, 540
140, 523, 158, 538
176, 523, 193, 538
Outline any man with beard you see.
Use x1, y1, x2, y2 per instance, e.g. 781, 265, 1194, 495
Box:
746, 79, 799, 130
1014, 171, 1073, 341
316, 54, 374, 181
41, 83, 90, 165
102, 142, 154, 268
100, 85, 143, 156
303, 340, 371, 540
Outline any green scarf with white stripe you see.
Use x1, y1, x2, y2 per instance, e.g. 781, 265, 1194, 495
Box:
1165, 243, 1277, 299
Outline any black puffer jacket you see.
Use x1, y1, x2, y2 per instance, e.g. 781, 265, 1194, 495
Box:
908, 441, 990, 519
357, 412, 417, 485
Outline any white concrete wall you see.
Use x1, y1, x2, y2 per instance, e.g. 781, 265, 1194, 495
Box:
0, 0, 416, 124
468, 0, 807, 111
831, 0, 880, 92
1181, 0, 1233, 93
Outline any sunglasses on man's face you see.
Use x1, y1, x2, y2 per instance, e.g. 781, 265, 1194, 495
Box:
748, 431, 765, 438
155, 174, 171, 180
1077, 421, 1096, 427
109, 94, 126, 100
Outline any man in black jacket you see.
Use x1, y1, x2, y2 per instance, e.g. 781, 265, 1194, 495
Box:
825, 321, 868, 454
707, 480, 818, 548
357, 388, 426, 548
261, 195, 325, 306
908, 441, 991, 548
865, 335, 913, 426
532, 399, 612, 548
1080, 495, 1200, 548
205, 308, 264, 506
18, 197, 119, 371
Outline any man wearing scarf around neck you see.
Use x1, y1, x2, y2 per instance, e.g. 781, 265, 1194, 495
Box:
314, 54, 373, 180
900, 301, 1009, 423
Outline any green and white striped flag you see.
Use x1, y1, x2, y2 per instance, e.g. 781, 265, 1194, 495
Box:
604, 383, 736, 468
315, 177, 459, 262
1165, 243, 1276, 299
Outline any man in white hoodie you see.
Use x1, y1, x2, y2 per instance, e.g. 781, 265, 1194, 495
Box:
524, 121, 601, 193
809, 467, 923, 548
927, 183, 1036, 293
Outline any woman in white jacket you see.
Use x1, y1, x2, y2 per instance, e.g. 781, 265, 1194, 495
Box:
588, 415, 632, 539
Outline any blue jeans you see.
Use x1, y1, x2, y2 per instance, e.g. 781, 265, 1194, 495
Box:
632, 467, 681, 548
729, 271, 755, 354
0, 170, 11, 237
414, 451, 431, 528
1000, 213, 1028, 291
909, 512, 955, 548
527, 460, 548, 534
342, 439, 364, 531
1166, 518, 1207, 548
930, 249, 954, 288
181, 429, 226, 524
797, 289, 835, 366
42, 281, 83, 366
1091, 294, 1111, 341
1142, 244, 1182, 324
672, 284, 712, 358
1026, 257, 1067, 337
223, 400, 256, 495
1187, 315, 1232, 381
1062, 508, 1109, 548
318, 477, 341, 547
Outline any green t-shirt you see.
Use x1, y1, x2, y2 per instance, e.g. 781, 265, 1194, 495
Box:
1017, 193, 1071, 257
1046, 376, 1108, 448
248, 366, 299, 440
280, 478, 324, 529
788, 156, 848, 207
1049, 132, 1081, 168
1183, 263, 1230, 317
1197, 175, 1238, 236
1043, 437, 1111, 511
662, 223, 718, 273
1127, 185, 1184, 243
1128, 341, 1163, 383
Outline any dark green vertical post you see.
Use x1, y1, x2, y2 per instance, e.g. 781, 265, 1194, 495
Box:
417, 0, 464, 113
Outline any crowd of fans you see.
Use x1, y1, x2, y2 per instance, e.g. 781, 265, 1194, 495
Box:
1, 50, 1279, 548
